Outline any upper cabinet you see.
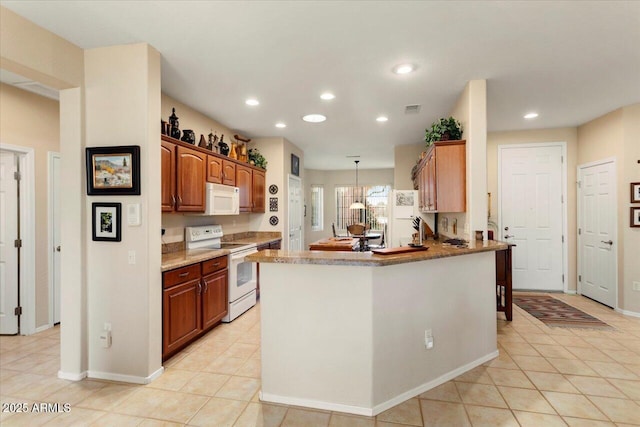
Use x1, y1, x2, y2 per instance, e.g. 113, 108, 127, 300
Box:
161, 139, 206, 212
207, 155, 236, 186
236, 164, 266, 213
161, 135, 266, 214
417, 140, 466, 213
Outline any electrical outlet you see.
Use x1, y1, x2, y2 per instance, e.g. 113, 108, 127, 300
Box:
633, 281, 640, 291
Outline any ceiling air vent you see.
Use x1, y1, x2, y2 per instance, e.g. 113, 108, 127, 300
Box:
404, 104, 421, 114
14, 81, 59, 101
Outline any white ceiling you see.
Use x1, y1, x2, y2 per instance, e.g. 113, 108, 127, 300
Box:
2, 1, 639, 170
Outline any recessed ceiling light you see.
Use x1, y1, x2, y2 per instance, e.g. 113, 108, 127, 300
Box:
393, 64, 415, 74
245, 98, 259, 106
376, 116, 388, 122
320, 92, 335, 100
275, 122, 286, 128
302, 114, 327, 123
524, 112, 539, 119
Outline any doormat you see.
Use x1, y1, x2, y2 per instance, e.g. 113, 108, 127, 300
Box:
513, 295, 613, 329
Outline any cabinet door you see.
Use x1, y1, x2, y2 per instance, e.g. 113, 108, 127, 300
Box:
435, 143, 466, 212
207, 155, 223, 184
236, 164, 253, 212
426, 153, 436, 211
161, 141, 176, 212
163, 279, 202, 358
222, 160, 236, 186
201, 270, 228, 330
176, 146, 207, 212
252, 169, 266, 213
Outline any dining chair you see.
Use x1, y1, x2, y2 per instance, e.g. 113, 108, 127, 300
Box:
331, 223, 337, 237
347, 224, 366, 236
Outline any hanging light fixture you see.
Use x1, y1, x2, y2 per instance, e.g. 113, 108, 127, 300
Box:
350, 160, 365, 210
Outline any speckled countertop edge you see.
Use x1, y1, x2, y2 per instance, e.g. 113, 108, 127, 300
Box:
162, 232, 282, 272
245, 240, 510, 267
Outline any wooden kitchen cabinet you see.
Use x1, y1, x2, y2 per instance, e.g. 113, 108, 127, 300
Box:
236, 164, 253, 212
418, 140, 466, 213
252, 169, 266, 213
161, 140, 176, 212
162, 265, 202, 358
162, 255, 229, 360
161, 136, 207, 213
207, 155, 236, 186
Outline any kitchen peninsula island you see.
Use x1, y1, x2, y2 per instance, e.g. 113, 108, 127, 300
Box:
247, 240, 509, 416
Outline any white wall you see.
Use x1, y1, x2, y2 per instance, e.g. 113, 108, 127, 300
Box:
83, 43, 162, 381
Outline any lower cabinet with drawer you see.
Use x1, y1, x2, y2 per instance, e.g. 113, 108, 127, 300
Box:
162, 255, 228, 360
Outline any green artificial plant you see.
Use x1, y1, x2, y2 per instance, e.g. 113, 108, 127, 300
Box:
248, 148, 268, 169
424, 116, 463, 147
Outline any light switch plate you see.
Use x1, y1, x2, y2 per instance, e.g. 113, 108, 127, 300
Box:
127, 203, 141, 226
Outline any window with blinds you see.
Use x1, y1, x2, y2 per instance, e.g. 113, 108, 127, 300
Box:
311, 185, 323, 231
335, 185, 390, 231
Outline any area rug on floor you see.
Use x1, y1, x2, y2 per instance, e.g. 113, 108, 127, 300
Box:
513, 295, 613, 329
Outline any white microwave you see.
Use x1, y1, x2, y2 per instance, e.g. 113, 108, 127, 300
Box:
203, 183, 239, 215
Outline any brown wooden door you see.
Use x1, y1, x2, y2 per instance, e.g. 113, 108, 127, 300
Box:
252, 169, 265, 213
163, 279, 202, 358
236, 164, 253, 212
207, 155, 223, 184
222, 160, 236, 186
176, 146, 206, 212
161, 141, 176, 212
201, 269, 228, 330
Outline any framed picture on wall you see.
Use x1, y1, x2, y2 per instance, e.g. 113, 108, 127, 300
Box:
86, 145, 141, 195
291, 154, 300, 176
92, 202, 122, 241
631, 182, 640, 203
631, 207, 640, 228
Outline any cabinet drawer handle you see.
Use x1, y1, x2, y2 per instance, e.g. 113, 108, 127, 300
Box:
212, 262, 220, 267
171, 195, 176, 207
197, 282, 202, 295
204, 282, 208, 293
178, 272, 190, 278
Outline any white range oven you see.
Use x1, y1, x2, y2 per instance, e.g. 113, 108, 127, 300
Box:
185, 225, 258, 322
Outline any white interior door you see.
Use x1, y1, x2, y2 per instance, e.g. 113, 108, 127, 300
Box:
0, 151, 19, 334
499, 145, 564, 291
52, 153, 61, 324
288, 175, 302, 251
578, 160, 616, 308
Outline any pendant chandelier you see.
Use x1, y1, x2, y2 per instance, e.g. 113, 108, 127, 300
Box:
349, 160, 365, 210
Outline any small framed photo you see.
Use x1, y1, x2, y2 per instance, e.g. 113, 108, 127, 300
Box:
86, 146, 140, 195
92, 203, 122, 241
631, 207, 640, 228
631, 182, 640, 203
291, 153, 300, 176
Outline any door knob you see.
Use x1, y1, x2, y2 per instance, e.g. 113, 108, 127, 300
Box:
56, 246, 61, 252
504, 234, 513, 239
601, 240, 613, 245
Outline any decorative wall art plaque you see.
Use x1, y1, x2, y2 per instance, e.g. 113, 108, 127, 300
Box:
269, 184, 278, 195
269, 216, 279, 226
269, 198, 278, 212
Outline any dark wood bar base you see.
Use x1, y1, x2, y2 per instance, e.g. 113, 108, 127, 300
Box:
496, 245, 514, 321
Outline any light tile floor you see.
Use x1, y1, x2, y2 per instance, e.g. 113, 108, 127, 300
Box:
2, 292, 640, 426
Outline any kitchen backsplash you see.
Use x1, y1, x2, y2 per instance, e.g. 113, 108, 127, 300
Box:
162, 213, 252, 244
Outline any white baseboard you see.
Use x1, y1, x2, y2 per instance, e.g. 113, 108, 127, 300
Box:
88, 366, 164, 385
371, 350, 499, 416
260, 350, 500, 417
615, 308, 640, 318
58, 370, 87, 381
564, 290, 577, 295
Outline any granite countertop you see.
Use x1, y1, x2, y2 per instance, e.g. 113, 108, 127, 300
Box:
162, 232, 282, 272
246, 239, 510, 267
